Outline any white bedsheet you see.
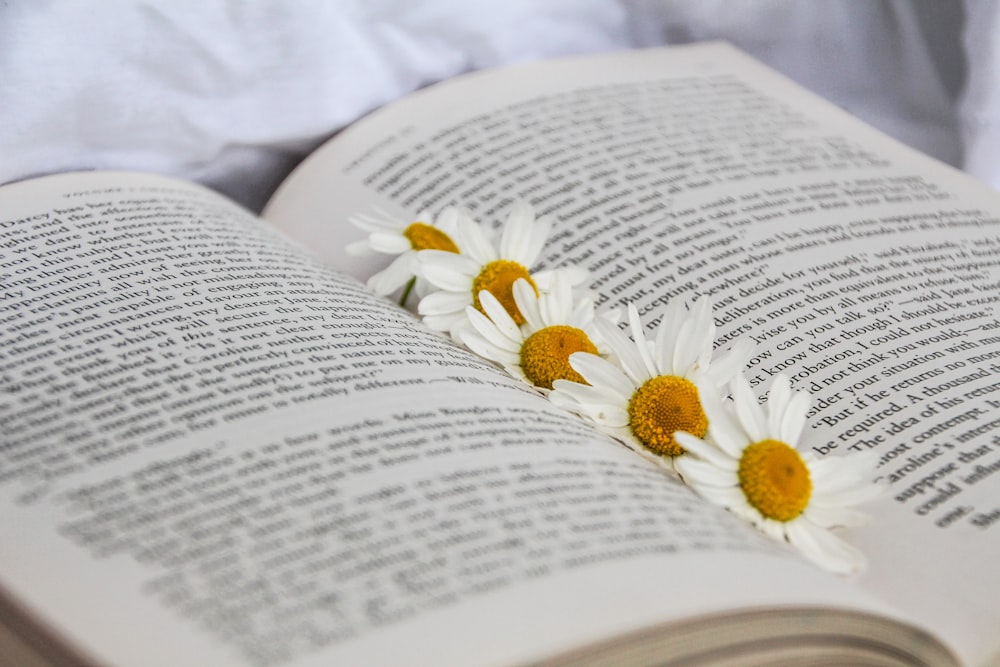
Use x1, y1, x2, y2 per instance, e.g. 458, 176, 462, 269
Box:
1, 1, 996, 211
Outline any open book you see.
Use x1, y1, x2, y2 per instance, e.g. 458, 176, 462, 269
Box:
1, 42, 998, 667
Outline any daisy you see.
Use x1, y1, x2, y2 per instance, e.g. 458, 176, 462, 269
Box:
417, 201, 551, 336
459, 273, 610, 390
549, 296, 753, 467
674, 374, 881, 574
346, 206, 463, 303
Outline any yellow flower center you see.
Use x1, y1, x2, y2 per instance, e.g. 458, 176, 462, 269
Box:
471, 260, 536, 324
403, 222, 459, 252
519, 325, 598, 390
627, 375, 707, 457
738, 439, 812, 522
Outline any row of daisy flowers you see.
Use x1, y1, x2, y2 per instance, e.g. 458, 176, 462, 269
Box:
348, 201, 880, 575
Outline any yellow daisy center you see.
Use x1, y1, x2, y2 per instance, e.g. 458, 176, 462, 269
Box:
472, 260, 536, 324
627, 375, 707, 457
738, 439, 812, 522
403, 222, 459, 252
519, 325, 598, 390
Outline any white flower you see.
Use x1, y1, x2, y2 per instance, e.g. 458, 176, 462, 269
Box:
346, 207, 463, 299
674, 374, 881, 575
549, 296, 753, 467
417, 201, 552, 336
459, 273, 611, 390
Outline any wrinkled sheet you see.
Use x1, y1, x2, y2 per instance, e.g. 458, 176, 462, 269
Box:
1, 1, 997, 211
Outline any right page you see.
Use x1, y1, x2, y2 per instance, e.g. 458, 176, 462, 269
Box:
265, 42, 1000, 666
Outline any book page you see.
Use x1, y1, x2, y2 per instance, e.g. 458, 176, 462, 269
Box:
0, 171, 916, 667
264, 42, 1000, 665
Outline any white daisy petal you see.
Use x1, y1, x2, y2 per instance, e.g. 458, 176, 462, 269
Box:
419, 254, 477, 292
766, 375, 793, 435
549, 390, 628, 428
594, 318, 650, 385
731, 376, 768, 442
766, 375, 807, 443
460, 330, 506, 361
705, 339, 755, 386
627, 304, 658, 378
622, 444, 679, 473
521, 213, 552, 266
786, 520, 866, 575
538, 285, 560, 327
513, 279, 545, 331
728, 503, 765, 526
500, 365, 531, 386
758, 518, 789, 542
465, 307, 522, 353
458, 215, 498, 264
552, 375, 623, 408
538, 271, 571, 325
675, 432, 739, 471
568, 353, 637, 401
418, 290, 473, 316
569, 296, 596, 329
674, 455, 736, 487
434, 207, 461, 237
495, 359, 526, 377
448, 317, 476, 342
367, 254, 414, 295
688, 296, 715, 370
478, 348, 524, 368
549, 270, 574, 307
704, 419, 748, 459
587, 404, 630, 428
672, 299, 710, 377
807, 457, 853, 484
348, 212, 397, 233
499, 201, 535, 261
544, 265, 588, 287
700, 387, 750, 458
413, 276, 435, 298
780, 390, 811, 444
653, 299, 684, 373
369, 231, 413, 254
478, 290, 522, 341
488, 351, 523, 370
547, 386, 587, 414
557, 379, 633, 415
423, 246, 479, 271
690, 483, 748, 509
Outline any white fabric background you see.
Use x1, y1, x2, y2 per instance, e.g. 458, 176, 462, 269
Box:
0, 1, 994, 212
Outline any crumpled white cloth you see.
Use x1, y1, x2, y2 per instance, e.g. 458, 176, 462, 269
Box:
0, 1, 630, 210
1, 1, 997, 212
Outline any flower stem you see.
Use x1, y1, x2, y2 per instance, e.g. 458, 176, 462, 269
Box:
398, 277, 416, 307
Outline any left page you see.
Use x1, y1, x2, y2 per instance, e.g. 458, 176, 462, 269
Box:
0, 172, 912, 667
